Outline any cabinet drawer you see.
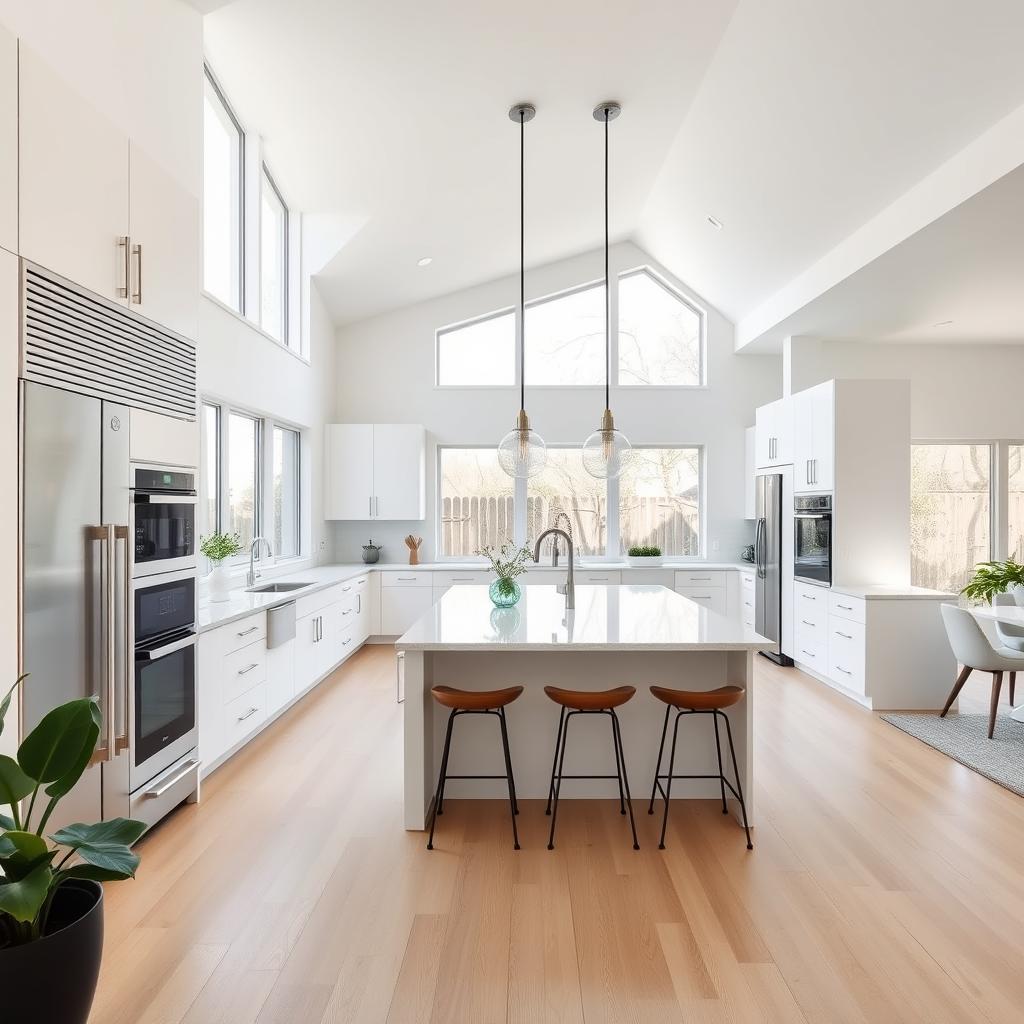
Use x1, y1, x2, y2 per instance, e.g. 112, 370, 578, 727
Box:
381, 571, 432, 588
675, 570, 728, 590
434, 571, 490, 587
296, 583, 344, 619
740, 592, 755, 627
740, 571, 755, 592
223, 640, 267, 704
223, 682, 268, 749
223, 614, 266, 654
794, 638, 826, 674
675, 587, 727, 616
338, 621, 359, 659
829, 592, 866, 624
794, 582, 828, 617
828, 620, 866, 693
576, 570, 621, 585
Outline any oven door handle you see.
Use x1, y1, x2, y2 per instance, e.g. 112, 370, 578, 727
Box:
137, 633, 197, 661
794, 513, 829, 519
132, 492, 198, 504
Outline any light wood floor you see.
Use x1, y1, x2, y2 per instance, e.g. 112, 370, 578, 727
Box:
90, 646, 1024, 1023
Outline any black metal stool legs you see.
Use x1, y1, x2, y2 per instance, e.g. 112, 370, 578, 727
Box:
545, 706, 567, 815
648, 704, 672, 815
497, 707, 521, 850
721, 712, 753, 850
658, 710, 684, 849
427, 709, 457, 850
610, 710, 640, 850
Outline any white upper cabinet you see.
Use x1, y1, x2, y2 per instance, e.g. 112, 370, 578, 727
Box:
793, 380, 834, 493
325, 424, 426, 521
19, 45, 129, 303
0, 27, 16, 255
754, 398, 793, 468
128, 143, 199, 339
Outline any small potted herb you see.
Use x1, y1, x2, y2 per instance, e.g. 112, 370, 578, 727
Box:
0, 676, 146, 1022
627, 544, 663, 567
961, 558, 1024, 605
478, 542, 532, 608
200, 531, 242, 603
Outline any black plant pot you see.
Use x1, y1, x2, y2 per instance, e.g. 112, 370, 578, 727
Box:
0, 879, 104, 1024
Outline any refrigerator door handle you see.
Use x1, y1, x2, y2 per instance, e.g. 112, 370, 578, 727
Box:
754, 518, 766, 580
86, 525, 110, 767
115, 525, 131, 754
103, 524, 117, 762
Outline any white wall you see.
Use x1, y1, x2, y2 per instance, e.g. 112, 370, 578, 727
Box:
785, 336, 1024, 438
332, 241, 781, 563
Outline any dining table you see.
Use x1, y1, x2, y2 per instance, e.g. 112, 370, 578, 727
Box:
970, 602, 1024, 723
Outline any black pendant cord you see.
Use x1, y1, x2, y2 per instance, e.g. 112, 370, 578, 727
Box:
603, 107, 610, 413
519, 109, 526, 417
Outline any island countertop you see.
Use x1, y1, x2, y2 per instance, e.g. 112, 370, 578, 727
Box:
396, 584, 773, 652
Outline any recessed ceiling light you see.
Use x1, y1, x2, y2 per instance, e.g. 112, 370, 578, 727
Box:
706, 215, 723, 230
417, 256, 433, 267
932, 320, 953, 327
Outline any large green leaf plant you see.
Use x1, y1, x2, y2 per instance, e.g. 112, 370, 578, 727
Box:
0, 676, 146, 948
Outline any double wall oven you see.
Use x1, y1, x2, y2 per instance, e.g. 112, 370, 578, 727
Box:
794, 493, 833, 586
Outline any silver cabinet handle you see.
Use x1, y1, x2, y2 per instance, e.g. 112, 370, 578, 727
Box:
835, 631, 853, 640
692, 595, 712, 600
130, 242, 142, 304
237, 625, 259, 637
356, 577, 367, 585
342, 609, 352, 616
343, 585, 352, 592
802, 594, 817, 601
342, 638, 352, 646
376, 496, 380, 516
688, 576, 712, 581
238, 663, 259, 675
836, 603, 854, 611
801, 619, 816, 627
397, 577, 417, 581
144, 759, 200, 798
237, 706, 259, 722
369, 496, 372, 517
356, 594, 361, 613
835, 666, 851, 675
117, 236, 130, 298
588, 576, 610, 581
396, 650, 405, 704
801, 649, 815, 657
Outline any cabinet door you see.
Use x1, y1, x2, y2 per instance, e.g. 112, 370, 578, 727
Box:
773, 398, 793, 466
19, 46, 129, 301
792, 390, 815, 493
267, 641, 295, 715
197, 634, 226, 768
316, 600, 344, 677
128, 142, 199, 339
294, 611, 321, 695
754, 404, 774, 468
810, 381, 834, 491
381, 586, 433, 635
325, 424, 374, 520
0, 26, 16, 254
372, 424, 425, 520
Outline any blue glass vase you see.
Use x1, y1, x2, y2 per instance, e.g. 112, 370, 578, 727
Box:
489, 577, 521, 608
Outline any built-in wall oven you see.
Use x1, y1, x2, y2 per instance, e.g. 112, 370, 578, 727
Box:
131, 566, 198, 789
131, 464, 197, 577
794, 493, 833, 587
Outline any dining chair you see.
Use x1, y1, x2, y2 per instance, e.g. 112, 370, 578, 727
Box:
939, 603, 1024, 738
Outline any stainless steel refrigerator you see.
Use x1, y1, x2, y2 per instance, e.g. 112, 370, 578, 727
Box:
20, 381, 131, 830
754, 473, 791, 665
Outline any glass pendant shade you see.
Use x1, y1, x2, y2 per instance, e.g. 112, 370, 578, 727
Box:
582, 408, 631, 480
498, 409, 547, 478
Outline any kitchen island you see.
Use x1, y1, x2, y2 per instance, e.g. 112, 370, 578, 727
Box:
396, 585, 773, 830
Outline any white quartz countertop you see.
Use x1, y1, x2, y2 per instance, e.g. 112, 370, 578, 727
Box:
829, 583, 956, 601
395, 585, 774, 652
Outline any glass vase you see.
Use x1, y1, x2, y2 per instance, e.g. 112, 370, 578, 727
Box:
489, 577, 521, 608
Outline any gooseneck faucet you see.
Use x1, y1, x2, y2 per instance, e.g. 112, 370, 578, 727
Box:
533, 527, 574, 610
247, 536, 273, 588
550, 511, 573, 568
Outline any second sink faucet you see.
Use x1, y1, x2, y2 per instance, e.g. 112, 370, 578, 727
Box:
533, 527, 574, 610
247, 536, 274, 588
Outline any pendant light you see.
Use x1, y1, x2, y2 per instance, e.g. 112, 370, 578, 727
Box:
582, 101, 631, 480
498, 103, 548, 479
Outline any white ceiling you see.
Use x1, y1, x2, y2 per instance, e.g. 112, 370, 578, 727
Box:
204, 0, 1024, 330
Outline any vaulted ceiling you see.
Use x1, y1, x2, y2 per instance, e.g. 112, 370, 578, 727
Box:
204, 0, 1024, 340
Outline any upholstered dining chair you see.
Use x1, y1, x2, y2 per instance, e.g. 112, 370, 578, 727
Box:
940, 603, 1024, 738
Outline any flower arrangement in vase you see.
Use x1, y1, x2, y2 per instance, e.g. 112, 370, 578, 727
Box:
477, 542, 532, 608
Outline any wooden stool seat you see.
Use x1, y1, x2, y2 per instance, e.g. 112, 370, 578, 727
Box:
431, 685, 524, 711
543, 684, 635, 711
649, 684, 744, 711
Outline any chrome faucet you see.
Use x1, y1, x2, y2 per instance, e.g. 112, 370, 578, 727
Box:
533, 527, 574, 610
550, 511, 573, 568
247, 536, 273, 588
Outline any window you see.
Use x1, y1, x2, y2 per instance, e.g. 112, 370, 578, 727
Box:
619, 448, 701, 556
528, 448, 607, 556
439, 449, 514, 557
201, 403, 220, 534
618, 270, 703, 386
273, 426, 301, 559
203, 67, 243, 310
260, 166, 288, 344
911, 444, 992, 592
524, 284, 606, 386
1009, 445, 1024, 562
227, 412, 260, 554
437, 311, 515, 386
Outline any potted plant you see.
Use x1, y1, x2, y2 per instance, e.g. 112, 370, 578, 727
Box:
627, 544, 663, 567
961, 558, 1024, 605
201, 531, 242, 602
478, 542, 532, 608
0, 676, 146, 1022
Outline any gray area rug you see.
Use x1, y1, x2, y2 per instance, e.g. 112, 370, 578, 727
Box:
881, 712, 1024, 797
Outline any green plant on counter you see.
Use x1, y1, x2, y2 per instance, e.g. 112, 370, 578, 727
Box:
478, 542, 532, 596
961, 558, 1024, 604
199, 531, 242, 564
628, 545, 662, 557
0, 676, 146, 948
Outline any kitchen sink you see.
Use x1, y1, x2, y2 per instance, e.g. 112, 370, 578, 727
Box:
246, 581, 313, 594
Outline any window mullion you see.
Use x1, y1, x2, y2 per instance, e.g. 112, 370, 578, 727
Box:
606, 474, 619, 560
994, 441, 1009, 561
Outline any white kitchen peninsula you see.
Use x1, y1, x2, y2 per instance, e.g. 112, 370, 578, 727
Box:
396, 585, 773, 830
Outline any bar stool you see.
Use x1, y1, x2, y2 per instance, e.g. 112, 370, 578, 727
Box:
647, 685, 753, 850
543, 685, 640, 851
426, 685, 523, 851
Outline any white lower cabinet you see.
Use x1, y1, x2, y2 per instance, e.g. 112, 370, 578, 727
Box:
740, 570, 756, 628
381, 573, 434, 634
267, 641, 295, 714
673, 569, 732, 617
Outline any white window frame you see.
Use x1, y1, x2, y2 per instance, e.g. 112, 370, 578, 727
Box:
434, 307, 517, 389
259, 163, 290, 346
522, 279, 607, 390
434, 442, 706, 562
